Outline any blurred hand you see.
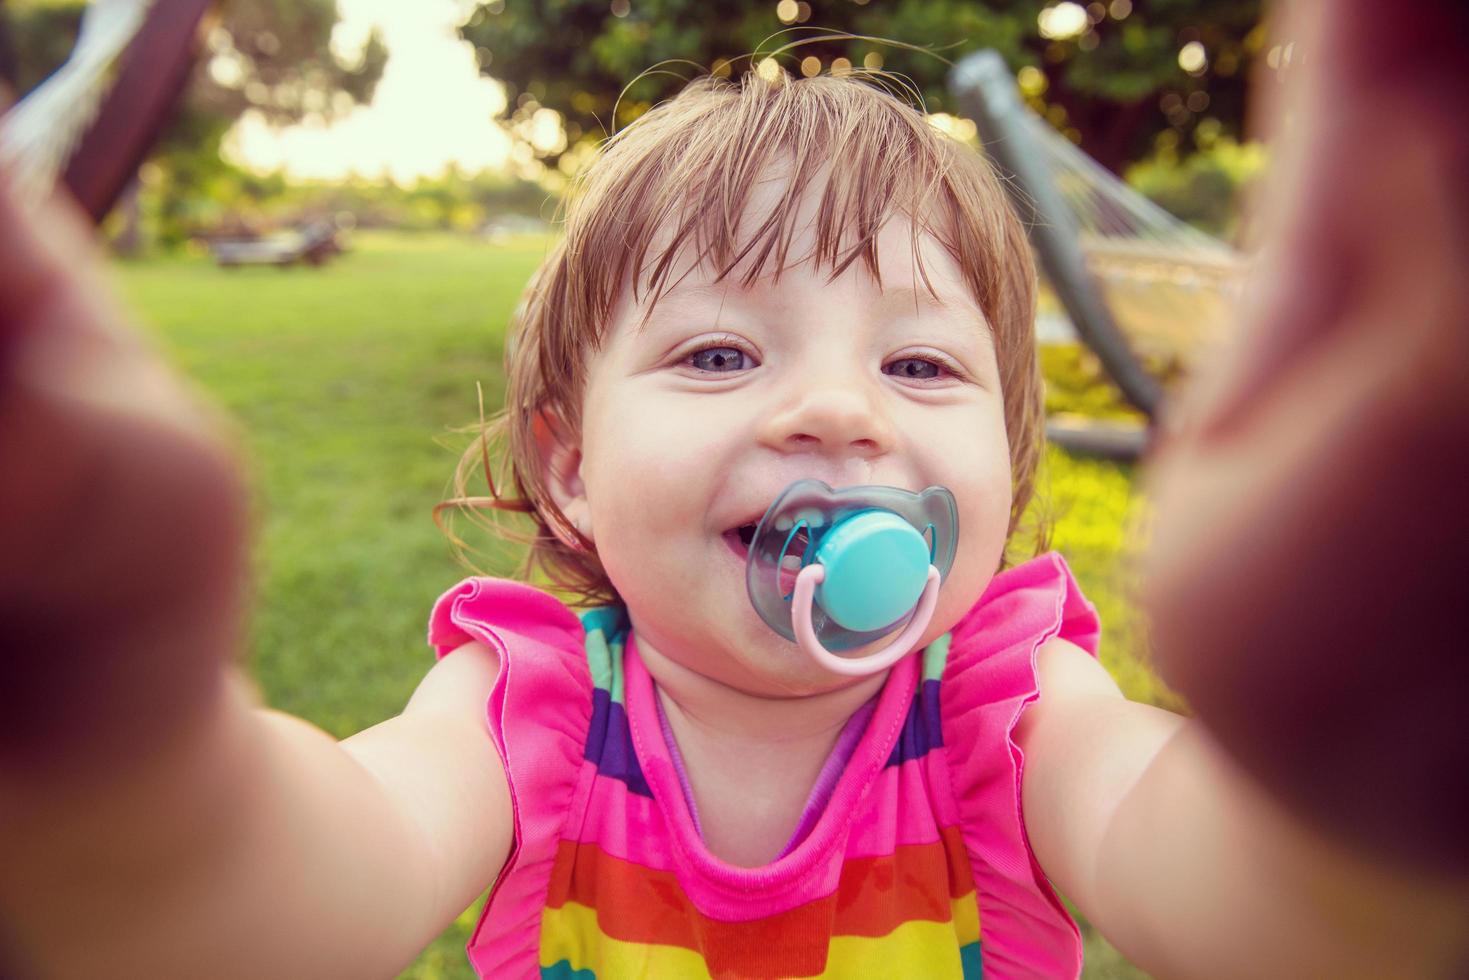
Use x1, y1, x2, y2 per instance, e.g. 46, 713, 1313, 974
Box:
0, 178, 250, 786
1144, 0, 1469, 874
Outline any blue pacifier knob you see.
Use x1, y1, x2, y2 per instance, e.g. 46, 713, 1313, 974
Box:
814, 511, 932, 632
745, 480, 959, 676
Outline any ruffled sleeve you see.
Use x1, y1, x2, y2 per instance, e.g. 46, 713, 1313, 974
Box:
426, 577, 591, 979
940, 552, 1101, 979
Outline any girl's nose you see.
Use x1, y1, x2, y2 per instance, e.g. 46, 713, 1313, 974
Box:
757, 371, 896, 459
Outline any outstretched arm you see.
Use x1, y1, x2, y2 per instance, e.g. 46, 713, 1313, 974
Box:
1017, 640, 1469, 979
1019, 2, 1469, 971
5, 647, 511, 978
0, 179, 512, 975
1142, 0, 1469, 873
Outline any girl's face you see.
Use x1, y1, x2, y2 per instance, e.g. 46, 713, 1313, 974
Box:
553, 187, 1015, 694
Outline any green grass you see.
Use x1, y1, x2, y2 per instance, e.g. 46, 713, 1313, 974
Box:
111, 231, 1156, 979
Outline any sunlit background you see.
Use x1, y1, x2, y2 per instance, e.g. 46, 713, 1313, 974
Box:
226, 0, 517, 181
1, 0, 1278, 246
2, 2, 1280, 977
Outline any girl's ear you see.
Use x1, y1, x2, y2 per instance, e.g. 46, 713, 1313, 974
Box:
531, 409, 593, 547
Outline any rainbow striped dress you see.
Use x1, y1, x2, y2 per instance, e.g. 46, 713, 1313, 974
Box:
427, 552, 1100, 979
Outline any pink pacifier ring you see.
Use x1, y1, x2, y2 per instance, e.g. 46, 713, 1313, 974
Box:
790, 563, 942, 677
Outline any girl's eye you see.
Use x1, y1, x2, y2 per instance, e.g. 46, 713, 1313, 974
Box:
687, 346, 753, 373
884, 356, 947, 381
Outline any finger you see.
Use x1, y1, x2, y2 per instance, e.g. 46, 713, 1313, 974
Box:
0, 163, 122, 371
0, 161, 251, 775
1144, 300, 1469, 873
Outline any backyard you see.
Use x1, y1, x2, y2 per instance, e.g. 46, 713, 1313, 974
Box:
113, 230, 1163, 980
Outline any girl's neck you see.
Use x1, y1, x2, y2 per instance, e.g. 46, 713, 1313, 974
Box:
634, 633, 888, 867
634, 632, 886, 748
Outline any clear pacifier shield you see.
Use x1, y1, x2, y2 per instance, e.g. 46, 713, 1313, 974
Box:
745, 480, 959, 653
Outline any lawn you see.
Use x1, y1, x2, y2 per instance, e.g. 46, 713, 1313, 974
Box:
111, 231, 1159, 979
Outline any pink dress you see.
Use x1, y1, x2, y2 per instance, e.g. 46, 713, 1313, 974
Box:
426, 552, 1101, 979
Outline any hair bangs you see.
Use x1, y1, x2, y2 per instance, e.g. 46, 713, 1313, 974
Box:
569, 72, 982, 333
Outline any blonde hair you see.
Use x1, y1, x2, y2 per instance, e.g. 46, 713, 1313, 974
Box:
438, 66, 1046, 607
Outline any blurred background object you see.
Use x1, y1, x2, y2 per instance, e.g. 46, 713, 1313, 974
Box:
0, 0, 1267, 262
1, 0, 386, 245
0, 0, 157, 209
953, 48, 1247, 459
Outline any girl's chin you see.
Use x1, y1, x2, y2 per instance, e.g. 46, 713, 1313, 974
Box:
720, 647, 853, 697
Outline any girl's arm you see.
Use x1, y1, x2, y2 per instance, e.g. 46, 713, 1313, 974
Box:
0, 184, 512, 975
4, 642, 511, 978
1024, 4, 1469, 972
1016, 639, 1469, 979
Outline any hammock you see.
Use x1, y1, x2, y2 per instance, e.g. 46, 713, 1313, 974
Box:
0, 0, 212, 223
1027, 110, 1244, 372
950, 50, 1247, 457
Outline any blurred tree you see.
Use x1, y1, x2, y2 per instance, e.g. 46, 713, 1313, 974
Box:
1126, 135, 1265, 240
457, 0, 1261, 174
0, 0, 387, 246
0, 0, 85, 94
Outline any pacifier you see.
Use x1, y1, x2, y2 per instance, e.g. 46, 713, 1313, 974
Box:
745, 480, 959, 676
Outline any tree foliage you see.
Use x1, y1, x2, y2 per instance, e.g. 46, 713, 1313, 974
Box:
458, 0, 1262, 173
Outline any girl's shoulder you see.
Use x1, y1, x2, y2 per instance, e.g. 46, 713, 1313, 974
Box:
428, 577, 588, 665
425, 575, 599, 827
424, 579, 639, 976
930, 551, 1101, 979
938, 550, 1100, 744
949, 551, 1101, 670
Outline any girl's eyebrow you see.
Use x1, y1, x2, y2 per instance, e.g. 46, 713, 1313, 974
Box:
635, 279, 995, 353
651, 280, 984, 318
876, 285, 997, 353
876, 284, 988, 326
634, 281, 734, 331
656, 280, 731, 303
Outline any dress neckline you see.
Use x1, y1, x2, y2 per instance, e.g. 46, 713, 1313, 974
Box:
651, 677, 879, 859
622, 631, 921, 894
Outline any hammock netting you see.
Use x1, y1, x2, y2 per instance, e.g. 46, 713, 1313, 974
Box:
1021, 107, 1245, 375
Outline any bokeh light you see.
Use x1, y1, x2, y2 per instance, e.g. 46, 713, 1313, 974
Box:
1178, 41, 1208, 75
1017, 65, 1049, 96
1038, 2, 1090, 41
926, 112, 978, 144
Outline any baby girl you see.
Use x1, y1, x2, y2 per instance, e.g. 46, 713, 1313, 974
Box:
2, 7, 1466, 977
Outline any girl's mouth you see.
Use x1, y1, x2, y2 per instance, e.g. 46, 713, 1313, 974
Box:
723, 524, 757, 560
723, 522, 813, 563
722, 522, 808, 597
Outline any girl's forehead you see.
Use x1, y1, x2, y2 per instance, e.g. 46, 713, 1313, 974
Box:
628, 215, 985, 323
